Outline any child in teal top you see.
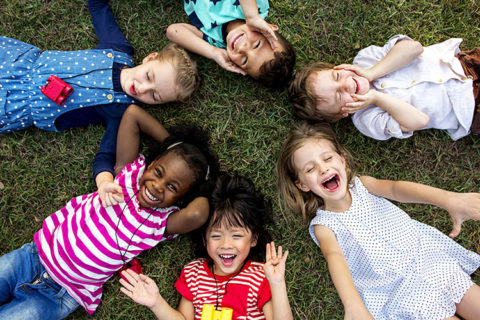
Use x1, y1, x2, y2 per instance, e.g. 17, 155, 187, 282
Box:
167, 0, 296, 88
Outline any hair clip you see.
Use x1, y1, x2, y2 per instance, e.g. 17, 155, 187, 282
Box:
205, 165, 210, 181
167, 141, 183, 150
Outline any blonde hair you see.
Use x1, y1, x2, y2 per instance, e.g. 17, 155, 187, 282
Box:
155, 43, 200, 102
289, 62, 342, 123
276, 122, 354, 221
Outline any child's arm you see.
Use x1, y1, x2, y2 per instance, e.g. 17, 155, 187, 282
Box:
335, 39, 424, 82
119, 269, 193, 320
165, 196, 209, 235
345, 90, 430, 132
115, 105, 169, 174
314, 226, 374, 320
239, 0, 277, 49
96, 105, 169, 207
88, 0, 134, 55
262, 242, 293, 320
360, 175, 480, 237
166, 23, 246, 75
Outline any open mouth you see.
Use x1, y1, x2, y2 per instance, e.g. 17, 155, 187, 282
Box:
130, 84, 137, 95
322, 174, 340, 192
145, 187, 158, 202
219, 254, 237, 266
231, 33, 243, 50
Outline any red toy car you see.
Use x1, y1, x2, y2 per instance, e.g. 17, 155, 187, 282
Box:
41, 75, 73, 106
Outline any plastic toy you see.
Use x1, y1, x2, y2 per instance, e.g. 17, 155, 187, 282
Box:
200, 304, 233, 320
41, 75, 73, 106
119, 258, 143, 281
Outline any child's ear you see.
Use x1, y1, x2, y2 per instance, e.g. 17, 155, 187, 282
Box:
295, 179, 310, 193
269, 24, 279, 32
142, 52, 159, 64
250, 234, 258, 247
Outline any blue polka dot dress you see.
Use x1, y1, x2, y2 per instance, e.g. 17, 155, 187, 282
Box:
309, 177, 480, 319
0, 36, 136, 133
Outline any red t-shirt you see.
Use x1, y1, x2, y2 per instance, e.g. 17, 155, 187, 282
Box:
175, 258, 272, 320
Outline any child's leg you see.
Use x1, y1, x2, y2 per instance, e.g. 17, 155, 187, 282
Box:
0, 242, 38, 304
0, 242, 79, 319
455, 284, 480, 320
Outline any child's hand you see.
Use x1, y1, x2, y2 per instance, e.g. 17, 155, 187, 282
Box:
245, 16, 278, 49
119, 269, 160, 309
342, 90, 376, 114
213, 48, 247, 75
334, 64, 373, 82
445, 192, 480, 238
98, 180, 124, 208
263, 241, 288, 284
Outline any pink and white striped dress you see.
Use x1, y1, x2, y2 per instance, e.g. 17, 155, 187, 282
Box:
34, 155, 178, 314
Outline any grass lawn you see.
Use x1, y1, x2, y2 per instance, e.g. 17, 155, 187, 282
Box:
1, 0, 479, 319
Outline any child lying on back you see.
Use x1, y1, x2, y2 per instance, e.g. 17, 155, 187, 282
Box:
290, 35, 480, 140
167, 0, 296, 88
0, 0, 199, 182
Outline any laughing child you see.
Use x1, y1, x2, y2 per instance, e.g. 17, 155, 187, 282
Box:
167, 0, 295, 88
0, 105, 219, 319
289, 35, 480, 140
120, 173, 293, 320
0, 0, 199, 182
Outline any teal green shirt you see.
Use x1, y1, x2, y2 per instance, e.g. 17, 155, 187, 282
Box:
184, 0, 269, 49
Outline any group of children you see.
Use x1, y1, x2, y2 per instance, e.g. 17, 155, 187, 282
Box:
1, 0, 479, 319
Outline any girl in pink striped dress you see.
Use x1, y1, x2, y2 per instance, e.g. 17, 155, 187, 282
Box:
0, 105, 219, 319
120, 173, 293, 320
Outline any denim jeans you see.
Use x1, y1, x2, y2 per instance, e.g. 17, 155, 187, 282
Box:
0, 242, 79, 320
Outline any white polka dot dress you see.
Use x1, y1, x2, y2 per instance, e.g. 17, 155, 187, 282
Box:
309, 177, 480, 319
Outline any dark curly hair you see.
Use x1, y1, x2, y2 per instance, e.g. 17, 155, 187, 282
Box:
257, 32, 296, 88
144, 124, 219, 206
192, 173, 273, 262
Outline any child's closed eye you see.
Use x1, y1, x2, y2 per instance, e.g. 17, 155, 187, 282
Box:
254, 41, 260, 49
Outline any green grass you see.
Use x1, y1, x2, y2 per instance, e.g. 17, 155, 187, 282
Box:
1, 0, 480, 319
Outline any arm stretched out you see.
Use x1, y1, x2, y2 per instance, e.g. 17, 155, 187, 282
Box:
314, 226, 374, 320
360, 175, 480, 237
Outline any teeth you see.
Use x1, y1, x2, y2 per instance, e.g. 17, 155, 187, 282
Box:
220, 254, 236, 259
145, 187, 158, 201
324, 176, 335, 183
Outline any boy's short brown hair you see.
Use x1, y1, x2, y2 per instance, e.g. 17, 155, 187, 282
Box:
156, 43, 200, 101
257, 32, 296, 88
289, 62, 339, 122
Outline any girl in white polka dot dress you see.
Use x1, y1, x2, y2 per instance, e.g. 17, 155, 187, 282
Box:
277, 122, 480, 320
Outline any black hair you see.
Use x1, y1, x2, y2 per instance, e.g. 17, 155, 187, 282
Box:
192, 173, 273, 262
257, 32, 296, 88
144, 124, 219, 206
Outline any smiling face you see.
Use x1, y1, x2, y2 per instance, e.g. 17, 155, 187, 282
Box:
225, 21, 281, 78
120, 53, 178, 105
293, 138, 351, 212
308, 69, 370, 120
137, 152, 195, 209
206, 219, 257, 276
